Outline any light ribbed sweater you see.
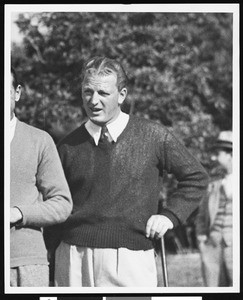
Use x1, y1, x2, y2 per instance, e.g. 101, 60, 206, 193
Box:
58, 115, 209, 250
10, 120, 72, 268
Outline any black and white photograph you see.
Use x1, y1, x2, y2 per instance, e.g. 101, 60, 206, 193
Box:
3, 2, 240, 297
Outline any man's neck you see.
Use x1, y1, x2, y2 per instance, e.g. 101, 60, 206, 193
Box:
86, 111, 129, 145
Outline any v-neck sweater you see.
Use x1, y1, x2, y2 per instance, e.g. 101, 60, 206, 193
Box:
58, 115, 208, 250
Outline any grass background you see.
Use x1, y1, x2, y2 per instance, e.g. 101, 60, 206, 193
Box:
156, 252, 203, 287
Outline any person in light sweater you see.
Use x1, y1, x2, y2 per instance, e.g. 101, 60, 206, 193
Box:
52, 56, 209, 287
10, 67, 72, 287
196, 131, 233, 286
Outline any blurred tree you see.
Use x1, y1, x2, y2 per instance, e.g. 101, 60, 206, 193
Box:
11, 11, 233, 252
12, 12, 232, 162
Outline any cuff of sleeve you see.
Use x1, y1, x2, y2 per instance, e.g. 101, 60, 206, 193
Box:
14, 205, 31, 226
13, 206, 24, 226
160, 209, 180, 228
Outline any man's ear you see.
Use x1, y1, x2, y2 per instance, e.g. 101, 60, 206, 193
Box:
118, 87, 127, 105
15, 85, 22, 102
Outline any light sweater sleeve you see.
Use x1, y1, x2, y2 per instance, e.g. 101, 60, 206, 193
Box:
160, 130, 209, 225
17, 133, 72, 227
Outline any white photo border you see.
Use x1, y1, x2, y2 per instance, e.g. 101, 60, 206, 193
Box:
4, 3, 240, 295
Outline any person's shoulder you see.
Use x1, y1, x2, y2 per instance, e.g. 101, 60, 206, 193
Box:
17, 120, 53, 142
57, 123, 86, 148
130, 115, 168, 133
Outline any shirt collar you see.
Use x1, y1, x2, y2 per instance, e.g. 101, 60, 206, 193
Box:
85, 111, 129, 146
10, 114, 17, 143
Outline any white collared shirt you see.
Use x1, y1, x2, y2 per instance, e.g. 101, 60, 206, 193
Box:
85, 111, 130, 146
10, 114, 17, 143
222, 173, 233, 199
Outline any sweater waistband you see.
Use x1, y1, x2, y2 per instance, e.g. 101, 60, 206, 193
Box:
62, 223, 153, 251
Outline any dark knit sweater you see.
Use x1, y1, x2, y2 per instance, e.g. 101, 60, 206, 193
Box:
58, 115, 208, 250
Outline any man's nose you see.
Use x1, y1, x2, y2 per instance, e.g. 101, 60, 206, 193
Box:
90, 92, 99, 105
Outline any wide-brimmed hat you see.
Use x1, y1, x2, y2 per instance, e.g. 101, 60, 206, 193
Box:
212, 130, 232, 151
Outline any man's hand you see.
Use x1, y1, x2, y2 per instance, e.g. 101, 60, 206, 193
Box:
10, 207, 23, 224
145, 215, 173, 239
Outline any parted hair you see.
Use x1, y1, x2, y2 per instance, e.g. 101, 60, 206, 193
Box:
81, 56, 128, 92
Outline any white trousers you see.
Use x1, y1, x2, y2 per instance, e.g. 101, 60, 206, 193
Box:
54, 241, 157, 287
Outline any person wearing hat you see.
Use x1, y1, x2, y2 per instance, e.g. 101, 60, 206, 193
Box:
196, 131, 233, 286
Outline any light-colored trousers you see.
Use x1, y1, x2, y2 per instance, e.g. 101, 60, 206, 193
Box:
10, 265, 49, 287
199, 235, 233, 286
54, 240, 157, 287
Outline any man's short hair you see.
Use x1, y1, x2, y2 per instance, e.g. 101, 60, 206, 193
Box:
11, 67, 18, 89
81, 56, 128, 91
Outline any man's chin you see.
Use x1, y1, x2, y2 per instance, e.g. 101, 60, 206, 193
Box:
89, 116, 104, 126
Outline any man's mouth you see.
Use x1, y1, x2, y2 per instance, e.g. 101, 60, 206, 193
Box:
90, 107, 102, 113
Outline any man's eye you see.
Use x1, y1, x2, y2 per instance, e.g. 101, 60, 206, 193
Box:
99, 92, 109, 96
84, 91, 92, 96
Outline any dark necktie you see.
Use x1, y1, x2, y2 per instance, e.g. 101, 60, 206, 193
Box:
99, 125, 109, 143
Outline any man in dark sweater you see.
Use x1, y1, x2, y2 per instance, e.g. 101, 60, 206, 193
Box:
53, 56, 209, 287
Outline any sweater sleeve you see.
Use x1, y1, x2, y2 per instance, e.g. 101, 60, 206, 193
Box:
160, 130, 209, 225
17, 133, 73, 227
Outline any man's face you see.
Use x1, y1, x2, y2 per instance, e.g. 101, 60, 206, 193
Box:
215, 150, 232, 170
10, 74, 21, 120
10, 74, 16, 119
82, 73, 126, 126
217, 150, 232, 167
